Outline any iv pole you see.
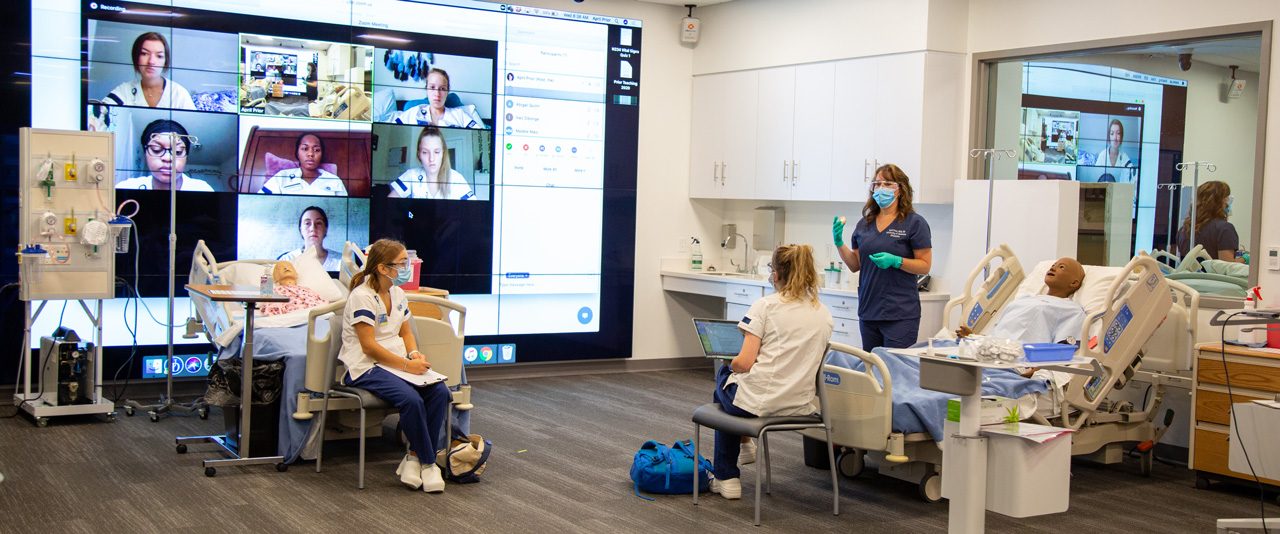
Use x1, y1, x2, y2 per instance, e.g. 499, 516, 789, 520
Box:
123, 132, 208, 422
969, 148, 1017, 254
1156, 183, 1180, 252
1174, 161, 1216, 254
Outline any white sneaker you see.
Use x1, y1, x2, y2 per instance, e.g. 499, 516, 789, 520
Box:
710, 477, 742, 500
421, 463, 446, 493
739, 439, 757, 465
396, 454, 423, 489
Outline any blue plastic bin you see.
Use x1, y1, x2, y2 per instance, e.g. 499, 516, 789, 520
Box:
1022, 343, 1076, 362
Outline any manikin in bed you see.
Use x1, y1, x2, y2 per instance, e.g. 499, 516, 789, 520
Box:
956, 257, 1085, 346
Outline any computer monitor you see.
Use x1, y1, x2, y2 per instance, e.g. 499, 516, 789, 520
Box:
692, 318, 744, 359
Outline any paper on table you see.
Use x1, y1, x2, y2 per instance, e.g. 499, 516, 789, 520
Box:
376, 363, 448, 386
980, 421, 1074, 444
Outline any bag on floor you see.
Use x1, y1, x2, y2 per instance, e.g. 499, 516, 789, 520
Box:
629, 439, 712, 500
435, 433, 491, 483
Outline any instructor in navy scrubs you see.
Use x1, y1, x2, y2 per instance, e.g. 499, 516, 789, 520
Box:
833, 163, 932, 350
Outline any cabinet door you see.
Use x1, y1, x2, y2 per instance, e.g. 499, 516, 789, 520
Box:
791, 63, 835, 201
831, 317, 861, 349
725, 302, 751, 322
830, 58, 876, 203
690, 74, 725, 198
754, 66, 796, 200
720, 70, 759, 199
874, 53, 925, 189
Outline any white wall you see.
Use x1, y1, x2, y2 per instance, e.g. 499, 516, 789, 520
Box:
966, 0, 1280, 294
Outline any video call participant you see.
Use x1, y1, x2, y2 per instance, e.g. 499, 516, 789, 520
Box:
116, 119, 214, 191
1176, 180, 1241, 262
1095, 119, 1132, 168
389, 127, 475, 200
259, 133, 348, 196
277, 206, 342, 271
104, 32, 197, 110
833, 163, 933, 351
391, 68, 485, 128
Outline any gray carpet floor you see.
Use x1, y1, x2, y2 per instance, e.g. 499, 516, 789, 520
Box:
0, 368, 1274, 533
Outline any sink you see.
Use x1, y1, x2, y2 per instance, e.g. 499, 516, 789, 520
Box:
700, 271, 753, 277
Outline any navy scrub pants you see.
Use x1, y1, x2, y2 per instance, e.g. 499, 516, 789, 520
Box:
859, 318, 919, 351
711, 365, 757, 480
345, 366, 451, 461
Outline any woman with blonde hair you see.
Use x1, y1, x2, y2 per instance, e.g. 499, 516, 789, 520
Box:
1176, 180, 1241, 262
338, 239, 450, 492
388, 126, 475, 200
707, 244, 833, 500
832, 163, 933, 350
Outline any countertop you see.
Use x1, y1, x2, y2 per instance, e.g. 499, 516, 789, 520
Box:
660, 269, 951, 301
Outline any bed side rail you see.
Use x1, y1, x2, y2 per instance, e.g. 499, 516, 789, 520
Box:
941, 243, 1024, 335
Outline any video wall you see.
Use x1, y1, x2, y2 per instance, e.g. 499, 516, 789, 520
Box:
1017, 62, 1189, 254
24, 0, 643, 363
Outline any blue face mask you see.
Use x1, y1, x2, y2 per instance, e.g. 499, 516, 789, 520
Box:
389, 264, 413, 286
1226, 196, 1234, 216
872, 187, 896, 208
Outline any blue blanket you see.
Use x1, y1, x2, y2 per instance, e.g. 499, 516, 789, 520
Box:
826, 344, 1047, 441
219, 321, 471, 463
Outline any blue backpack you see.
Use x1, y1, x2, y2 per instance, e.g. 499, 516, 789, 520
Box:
629, 439, 713, 500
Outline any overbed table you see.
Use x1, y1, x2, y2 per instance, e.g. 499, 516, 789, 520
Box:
178, 284, 290, 477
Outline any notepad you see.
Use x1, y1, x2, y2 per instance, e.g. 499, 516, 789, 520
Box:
377, 363, 448, 386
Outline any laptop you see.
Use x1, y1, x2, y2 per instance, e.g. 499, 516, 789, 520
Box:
692, 318, 745, 360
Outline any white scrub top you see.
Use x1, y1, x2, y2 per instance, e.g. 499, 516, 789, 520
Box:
259, 168, 347, 196
116, 173, 214, 192
1094, 149, 1132, 169
989, 294, 1085, 344
278, 247, 342, 271
727, 293, 833, 417
391, 104, 485, 129
104, 78, 197, 110
388, 167, 475, 200
340, 283, 411, 381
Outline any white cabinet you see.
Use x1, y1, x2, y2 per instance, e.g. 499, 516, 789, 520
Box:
690, 70, 758, 198
830, 52, 965, 204
691, 51, 964, 204
753, 64, 835, 201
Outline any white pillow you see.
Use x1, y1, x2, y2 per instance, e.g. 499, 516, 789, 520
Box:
292, 246, 345, 302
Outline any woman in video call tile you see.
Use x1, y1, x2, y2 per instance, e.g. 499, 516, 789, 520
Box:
389, 126, 474, 200
277, 206, 342, 270
259, 133, 348, 196
116, 119, 213, 191
103, 32, 196, 110
1094, 119, 1132, 168
391, 68, 484, 129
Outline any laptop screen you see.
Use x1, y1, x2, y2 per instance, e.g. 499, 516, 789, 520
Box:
692, 318, 745, 358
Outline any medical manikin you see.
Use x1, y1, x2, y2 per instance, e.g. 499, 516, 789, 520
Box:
957, 257, 1086, 344
259, 261, 328, 316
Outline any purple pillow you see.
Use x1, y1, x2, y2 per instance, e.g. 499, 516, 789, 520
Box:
264, 151, 340, 177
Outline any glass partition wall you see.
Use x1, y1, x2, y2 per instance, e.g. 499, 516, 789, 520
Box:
971, 24, 1269, 295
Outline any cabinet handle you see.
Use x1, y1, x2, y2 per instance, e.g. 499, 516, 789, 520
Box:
792, 160, 799, 184
723, 162, 728, 183
863, 159, 870, 180
782, 160, 788, 182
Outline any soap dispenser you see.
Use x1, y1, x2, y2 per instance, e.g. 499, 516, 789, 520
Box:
690, 238, 703, 271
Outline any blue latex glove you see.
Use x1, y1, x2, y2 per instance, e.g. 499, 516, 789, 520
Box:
868, 252, 903, 270
832, 216, 846, 248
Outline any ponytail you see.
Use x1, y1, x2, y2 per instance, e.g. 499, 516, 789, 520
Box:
771, 244, 820, 305
349, 239, 405, 293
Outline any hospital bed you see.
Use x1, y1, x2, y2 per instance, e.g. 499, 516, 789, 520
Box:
805, 247, 1196, 501
187, 240, 472, 463
1150, 245, 1249, 298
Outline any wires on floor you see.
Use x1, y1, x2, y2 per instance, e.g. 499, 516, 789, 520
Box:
1220, 311, 1271, 534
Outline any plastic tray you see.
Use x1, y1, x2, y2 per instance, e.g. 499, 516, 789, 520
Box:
1022, 343, 1076, 362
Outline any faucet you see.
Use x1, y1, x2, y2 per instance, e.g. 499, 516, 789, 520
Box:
722, 232, 752, 274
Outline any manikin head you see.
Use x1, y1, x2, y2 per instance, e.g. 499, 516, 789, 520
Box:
1044, 257, 1085, 299
273, 261, 299, 286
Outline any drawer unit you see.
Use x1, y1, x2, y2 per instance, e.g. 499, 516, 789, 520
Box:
1196, 356, 1280, 394
724, 283, 764, 305
1191, 344, 1280, 488
820, 292, 857, 319
1194, 388, 1269, 427
831, 317, 861, 349
1193, 428, 1280, 486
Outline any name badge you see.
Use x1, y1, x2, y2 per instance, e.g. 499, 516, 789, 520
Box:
377, 313, 389, 325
